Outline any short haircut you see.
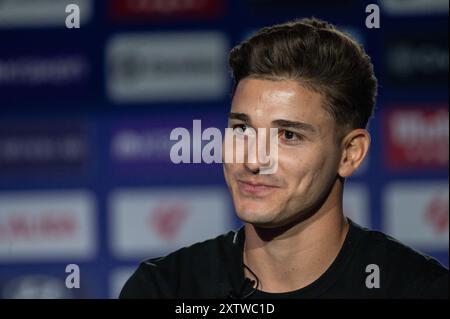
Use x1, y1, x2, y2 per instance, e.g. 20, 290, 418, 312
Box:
229, 17, 378, 131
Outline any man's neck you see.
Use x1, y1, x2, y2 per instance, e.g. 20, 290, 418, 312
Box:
243, 185, 349, 293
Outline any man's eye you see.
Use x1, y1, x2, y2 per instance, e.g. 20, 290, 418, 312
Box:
233, 124, 249, 134
284, 131, 295, 139
280, 130, 303, 142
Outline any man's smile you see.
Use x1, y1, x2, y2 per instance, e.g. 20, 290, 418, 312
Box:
237, 179, 280, 196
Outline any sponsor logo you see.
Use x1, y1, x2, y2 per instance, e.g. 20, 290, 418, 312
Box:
111, 127, 172, 163
0, 121, 90, 176
0, 0, 92, 28
248, 0, 358, 8
383, 107, 448, 170
109, 115, 226, 180
385, 35, 448, 87
380, 0, 448, 15
0, 191, 97, 261
149, 202, 190, 241
109, 0, 224, 21
0, 55, 90, 86
384, 182, 449, 250
0, 51, 92, 100
424, 195, 449, 234
106, 32, 228, 102
1, 275, 74, 299
109, 187, 231, 258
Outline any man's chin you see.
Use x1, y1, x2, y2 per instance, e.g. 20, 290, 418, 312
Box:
235, 209, 279, 226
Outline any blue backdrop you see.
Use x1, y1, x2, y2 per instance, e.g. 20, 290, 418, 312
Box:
0, 0, 448, 298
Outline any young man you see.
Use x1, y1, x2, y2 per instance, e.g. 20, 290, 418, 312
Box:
120, 18, 448, 299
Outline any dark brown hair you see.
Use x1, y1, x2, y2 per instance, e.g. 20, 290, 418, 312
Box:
229, 17, 378, 131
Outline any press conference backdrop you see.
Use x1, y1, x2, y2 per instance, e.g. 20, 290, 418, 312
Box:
0, 0, 448, 299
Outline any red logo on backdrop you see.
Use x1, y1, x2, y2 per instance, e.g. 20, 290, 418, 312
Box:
384, 106, 449, 170
149, 202, 189, 241
0, 212, 76, 241
110, 0, 225, 21
424, 196, 449, 235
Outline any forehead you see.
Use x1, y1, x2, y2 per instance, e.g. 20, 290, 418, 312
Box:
231, 78, 333, 129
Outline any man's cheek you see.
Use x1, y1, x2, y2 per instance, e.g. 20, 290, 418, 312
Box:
223, 163, 236, 188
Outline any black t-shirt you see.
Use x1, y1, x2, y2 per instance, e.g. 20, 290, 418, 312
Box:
120, 219, 448, 299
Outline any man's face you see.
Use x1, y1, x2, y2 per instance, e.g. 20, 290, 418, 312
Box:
223, 77, 343, 228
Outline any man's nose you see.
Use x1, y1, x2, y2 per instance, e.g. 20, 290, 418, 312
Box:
244, 159, 261, 175
243, 128, 271, 174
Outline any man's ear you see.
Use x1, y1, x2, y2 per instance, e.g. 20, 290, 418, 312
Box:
338, 129, 371, 178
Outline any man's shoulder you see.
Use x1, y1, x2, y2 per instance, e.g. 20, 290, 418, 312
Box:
350, 221, 448, 298
119, 229, 241, 298
142, 229, 238, 270
357, 223, 446, 272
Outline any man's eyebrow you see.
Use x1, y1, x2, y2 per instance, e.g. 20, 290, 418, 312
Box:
271, 119, 317, 133
228, 112, 250, 122
228, 114, 317, 133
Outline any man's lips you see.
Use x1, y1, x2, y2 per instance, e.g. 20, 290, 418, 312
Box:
237, 180, 279, 196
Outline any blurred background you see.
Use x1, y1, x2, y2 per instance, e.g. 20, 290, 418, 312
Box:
0, 0, 448, 298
